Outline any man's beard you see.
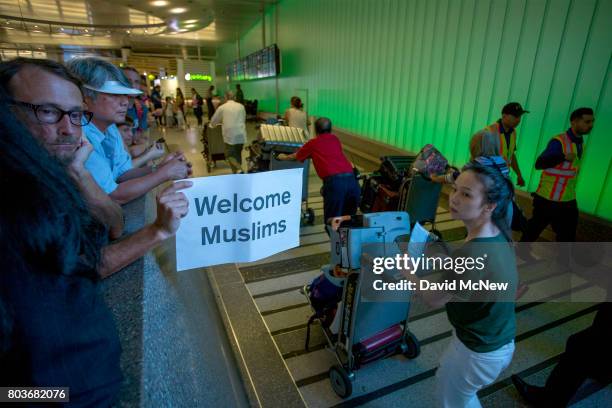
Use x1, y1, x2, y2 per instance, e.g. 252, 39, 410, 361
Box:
52, 149, 76, 166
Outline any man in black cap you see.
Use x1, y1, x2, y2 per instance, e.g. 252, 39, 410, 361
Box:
478, 102, 529, 186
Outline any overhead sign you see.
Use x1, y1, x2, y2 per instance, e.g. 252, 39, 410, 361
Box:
175, 169, 303, 271
185, 73, 212, 81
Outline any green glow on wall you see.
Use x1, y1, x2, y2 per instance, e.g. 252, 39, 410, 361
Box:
216, 0, 612, 221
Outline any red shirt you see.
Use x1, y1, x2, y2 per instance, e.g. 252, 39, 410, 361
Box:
295, 133, 353, 179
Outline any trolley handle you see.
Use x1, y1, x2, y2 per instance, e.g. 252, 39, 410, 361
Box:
328, 215, 352, 231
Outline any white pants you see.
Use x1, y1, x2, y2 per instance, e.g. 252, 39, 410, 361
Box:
436, 333, 515, 408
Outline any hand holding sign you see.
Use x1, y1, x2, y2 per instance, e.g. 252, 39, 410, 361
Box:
154, 180, 193, 240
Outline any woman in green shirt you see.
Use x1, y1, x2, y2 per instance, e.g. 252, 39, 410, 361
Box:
410, 161, 517, 407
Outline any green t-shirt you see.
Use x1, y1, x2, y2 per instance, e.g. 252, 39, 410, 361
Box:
444, 234, 517, 352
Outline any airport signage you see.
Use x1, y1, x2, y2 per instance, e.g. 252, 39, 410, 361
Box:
185, 73, 212, 81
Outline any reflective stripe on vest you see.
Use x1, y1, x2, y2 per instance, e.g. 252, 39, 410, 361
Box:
543, 168, 577, 177
536, 132, 579, 202
487, 122, 516, 165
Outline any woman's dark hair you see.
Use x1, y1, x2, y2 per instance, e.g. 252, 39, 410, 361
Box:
176, 88, 184, 97
462, 161, 515, 242
290, 96, 303, 109
0, 97, 105, 354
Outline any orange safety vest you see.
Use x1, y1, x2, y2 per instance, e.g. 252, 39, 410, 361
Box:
486, 122, 517, 165
535, 132, 580, 202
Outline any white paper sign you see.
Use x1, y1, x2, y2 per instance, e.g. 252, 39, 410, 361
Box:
175, 169, 303, 271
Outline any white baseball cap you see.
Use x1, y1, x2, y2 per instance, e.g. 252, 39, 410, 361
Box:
83, 80, 142, 95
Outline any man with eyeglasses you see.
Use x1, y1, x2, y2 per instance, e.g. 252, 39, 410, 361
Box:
0, 58, 193, 278
66, 57, 191, 205
0, 57, 124, 240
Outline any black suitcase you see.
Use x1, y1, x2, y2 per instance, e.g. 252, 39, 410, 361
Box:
371, 184, 400, 212
360, 175, 382, 213
378, 156, 416, 190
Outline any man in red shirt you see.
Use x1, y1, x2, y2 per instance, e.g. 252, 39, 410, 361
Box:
278, 117, 360, 222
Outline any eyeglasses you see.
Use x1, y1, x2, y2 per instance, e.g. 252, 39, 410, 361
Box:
11, 100, 93, 126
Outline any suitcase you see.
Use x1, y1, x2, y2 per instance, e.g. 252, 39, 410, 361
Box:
378, 156, 416, 190
360, 175, 382, 213
371, 184, 399, 212
258, 124, 307, 143
353, 324, 404, 366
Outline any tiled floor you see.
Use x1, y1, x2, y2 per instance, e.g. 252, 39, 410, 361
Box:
156, 121, 611, 408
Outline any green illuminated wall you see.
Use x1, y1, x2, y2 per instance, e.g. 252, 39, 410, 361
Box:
216, 0, 612, 220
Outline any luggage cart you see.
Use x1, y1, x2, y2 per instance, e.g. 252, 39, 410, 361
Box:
246, 124, 315, 225
303, 212, 421, 398
398, 172, 444, 238
201, 124, 226, 173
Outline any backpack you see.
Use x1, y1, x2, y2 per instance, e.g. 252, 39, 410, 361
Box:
413, 144, 448, 177
305, 269, 344, 350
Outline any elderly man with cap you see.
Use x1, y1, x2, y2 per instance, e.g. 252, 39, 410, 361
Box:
67, 57, 191, 204
476, 102, 529, 187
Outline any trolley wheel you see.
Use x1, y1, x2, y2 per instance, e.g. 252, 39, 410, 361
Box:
305, 208, 315, 225
329, 365, 352, 398
402, 331, 420, 359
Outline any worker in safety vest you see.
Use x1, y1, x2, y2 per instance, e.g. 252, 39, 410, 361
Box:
478, 102, 529, 187
521, 107, 594, 242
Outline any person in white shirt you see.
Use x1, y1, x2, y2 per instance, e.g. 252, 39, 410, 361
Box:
283, 96, 310, 138
209, 91, 247, 173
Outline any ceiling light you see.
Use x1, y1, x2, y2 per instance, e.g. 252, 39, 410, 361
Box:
183, 19, 198, 24
150, 0, 169, 6
184, 24, 196, 28
169, 7, 187, 14
126, 29, 131, 34
84, 29, 88, 33
4, 27, 14, 30
144, 29, 148, 33
178, 29, 187, 32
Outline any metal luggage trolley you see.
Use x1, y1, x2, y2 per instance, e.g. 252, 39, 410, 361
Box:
201, 124, 227, 173
246, 124, 315, 225
398, 171, 444, 237
303, 212, 421, 398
